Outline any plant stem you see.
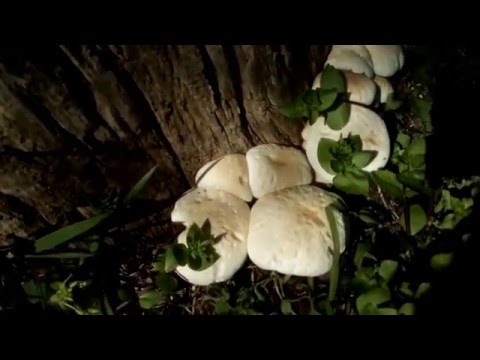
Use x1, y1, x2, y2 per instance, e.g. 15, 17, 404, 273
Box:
325, 206, 341, 307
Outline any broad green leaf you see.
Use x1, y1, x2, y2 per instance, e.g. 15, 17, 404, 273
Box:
396, 133, 411, 148
321, 65, 347, 93
164, 247, 179, 273
409, 204, 428, 236
308, 108, 320, 123
23, 280, 47, 304
356, 287, 391, 315
350, 134, 363, 152
352, 151, 377, 169
353, 268, 378, 292
315, 88, 339, 112
25, 253, 93, 259
35, 213, 111, 252
317, 138, 338, 175
415, 282, 431, 299
333, 169, 370, 196
326, 102, 350, 130
378, 260, 398, 284
215, 299, 232, 314
186, 223, 201, 248
172, 244, 188, 266
398, 303, 415, 315
407, 137, 427, 157
370, 170, 404, 199
397, 172, 431, 195
399, 282, 414, 297
139, 290, 164, 310
281, 299, 293, 315
357, 209, 378, 226
123, 165, 158, 204
326, 205, 341, 303
354, 243, 372, 268
375, 307, 398, 315
430, 253, 454, 271
156, 274, 178, 293
385, 93, 402, 111
187, 253, 203, 271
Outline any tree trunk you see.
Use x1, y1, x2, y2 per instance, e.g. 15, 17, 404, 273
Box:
0, 45, 329, 245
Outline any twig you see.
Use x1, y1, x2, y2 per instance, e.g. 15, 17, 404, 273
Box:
377, 185, 400, 221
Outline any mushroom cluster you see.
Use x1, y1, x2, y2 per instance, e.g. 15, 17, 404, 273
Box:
169, 45, 404, 286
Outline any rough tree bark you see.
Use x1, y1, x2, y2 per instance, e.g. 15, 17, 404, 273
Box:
0, 45, 329, 246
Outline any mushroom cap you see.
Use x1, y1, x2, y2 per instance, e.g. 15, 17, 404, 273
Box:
325, 45, 374, 78
246, 144, 313, 198
373, 76, 394, 104
365, 45, 405, 77
313, 70, 377, 106
303, 104, 391, 184
195, 154, 253, 202
171, 187, 250, 285
247, 185, 347, 277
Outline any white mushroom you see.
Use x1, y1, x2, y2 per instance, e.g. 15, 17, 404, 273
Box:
303, 104, 390, 184
373, 76, 394, 104
246, 144, 313, 198
325, 45, 374, 78
365, 45, 405, 77
313, 70, 377, 106
171, 187, 250, 285
195, 154, 252, 202
247, 185, 347, 277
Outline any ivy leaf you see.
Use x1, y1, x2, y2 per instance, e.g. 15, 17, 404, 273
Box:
156, 274, 178, 293
279, 96, 307, 119
398, 303, 415, 315
315, 88, 339, 112
326, 102, 350, 130
352, 150, 377, 169
138, 290, 164, 310
321, 65, 347, 93
378, 260, 398, 284
356, 287, 391, 315
317, 138, 338, 175
408, 204, 428, 236
370, 170, 404, 199
430, 253, 454, 271
385, 93, 402, 111
333, 169, 370, 196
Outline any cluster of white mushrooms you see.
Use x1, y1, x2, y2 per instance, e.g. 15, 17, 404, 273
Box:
170, 45, 405, 286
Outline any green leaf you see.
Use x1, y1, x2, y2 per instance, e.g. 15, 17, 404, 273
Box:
353, 268, 378, 292
281, 299, 293, 315
139, 290, 164, 310
35, 213, 111, 252
156, 274, 178, 293
317, 138, 338, 175
164, 246, 179, 273
352, 151, 377, 169
321, 65, 347, 93
315, 88, 339, 112
397, 172, 431, 195
430, 253, 454, 271
186, 223, 201, 248
23, 280, 47, 305
399, 282, 414, 297
412, 96, 432, 127
375, 307, 398, 315
407, 137, 427, 157
415, 282, 431, 299
398, 303, 415, 315
88, 241, 99, 253
408, 204, 428, 236
215, 299, 232, 315
350, 134, 363, 152
356, 287, 391, 315
357, 209, 378, 226
371, 170, 404, 199
333, 169, 370, 196
396, 133, 411, 148
103, 296, 114, 315
187, 253, 203, 271
172, 244, 188, 266
378, 260, 398, 284
123, 165, 158, 204
326, 102, 350, 130
354, 243, 372, 268
385, 93, 402, 111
